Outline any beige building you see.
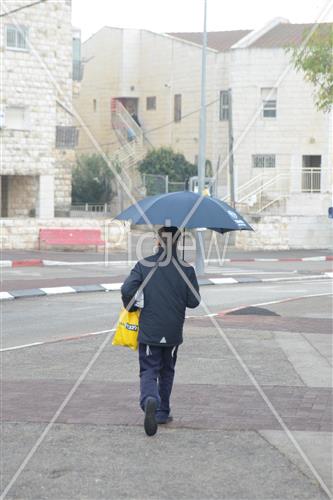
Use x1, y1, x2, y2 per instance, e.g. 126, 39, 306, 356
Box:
77, 19, 332, 210
0, 0, 79, 218
75, 19, 332, 248
76, 26, 230, 182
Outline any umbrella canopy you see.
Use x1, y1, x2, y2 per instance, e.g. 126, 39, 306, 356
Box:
115, 191, 253, 234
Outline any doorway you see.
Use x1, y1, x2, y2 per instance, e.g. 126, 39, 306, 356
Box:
117, 97, 139, 115
302, 155, 321, 192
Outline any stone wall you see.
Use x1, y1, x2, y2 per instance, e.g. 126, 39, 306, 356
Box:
1, 218, 129, 251
54, 151, 74, 214
235, 215, 333, 250
1, 0, 74, 215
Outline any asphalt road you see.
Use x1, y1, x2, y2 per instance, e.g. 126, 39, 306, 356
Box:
3, 277, 332, 349
1, 257, 332, 294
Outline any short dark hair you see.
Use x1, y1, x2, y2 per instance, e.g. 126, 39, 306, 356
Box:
157, 226, 180, 247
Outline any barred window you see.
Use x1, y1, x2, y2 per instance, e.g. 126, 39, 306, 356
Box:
6, 25, 29, 50
56, 126, 78, 149
252, 154, 276, 168
219, 90, 229, 121
146, 97, 156, 110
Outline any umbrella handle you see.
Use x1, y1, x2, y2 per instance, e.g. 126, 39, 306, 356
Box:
183, 229, 185, 261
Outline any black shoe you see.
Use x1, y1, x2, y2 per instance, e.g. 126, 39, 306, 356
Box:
156, 414, 173, 425
144, 397, 158, 436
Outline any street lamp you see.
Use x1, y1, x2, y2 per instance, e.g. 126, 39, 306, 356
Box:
195, 0, 207, 276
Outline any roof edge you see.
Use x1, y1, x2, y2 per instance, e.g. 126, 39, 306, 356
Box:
83, 26, 218, 52
163, 33, 219, 53
231, 17, 290, 49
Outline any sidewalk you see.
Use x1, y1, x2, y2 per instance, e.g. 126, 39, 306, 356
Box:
2, 307, 332, 498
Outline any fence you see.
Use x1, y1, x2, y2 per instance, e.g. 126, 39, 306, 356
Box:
142, 174, 186, 195
70, 203, 112, 217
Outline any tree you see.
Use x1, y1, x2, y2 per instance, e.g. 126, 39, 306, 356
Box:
72, 154, 115, 204
288, 26, 333, 112
138, 147, 198, 195
138, 147, 197, 182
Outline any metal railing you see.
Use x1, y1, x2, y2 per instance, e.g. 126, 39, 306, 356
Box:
142, 174, 186, 195
223, 170, 292, 213
301, 168, 321, 193
71, 203, 112, 215
111, 99, 145, 146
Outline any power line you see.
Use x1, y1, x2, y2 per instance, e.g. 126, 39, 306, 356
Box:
144, 96, 219, 135
0, 0, 47, 17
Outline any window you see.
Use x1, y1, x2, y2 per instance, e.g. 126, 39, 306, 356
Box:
5, 107, 28, 129
146, 97, 156, 110
72, 30, 83, 81
252, 154, 276, 168
6, 25, 28, 51
261, 88, 277, 118
219, 90, 229, 121
302, 155, 321, 192
93, 99, 97, 112
174, 94, 182, 122
56, 126, 78, 149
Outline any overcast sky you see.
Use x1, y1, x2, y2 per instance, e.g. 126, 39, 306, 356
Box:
72, 0, 333, 42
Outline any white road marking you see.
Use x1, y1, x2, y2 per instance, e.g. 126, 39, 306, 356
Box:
261, 275, 327, 282
100, 283, 123, 290
39, 286, 76, 295
1, 329, 115, 352
0, 261, 12, 267
210, 277, 238, 284
2, 342, 44, 351
302, 256, 326, 261
0, 292, 14, 300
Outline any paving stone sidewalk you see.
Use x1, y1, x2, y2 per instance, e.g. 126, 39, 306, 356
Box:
2, 317, 332, 499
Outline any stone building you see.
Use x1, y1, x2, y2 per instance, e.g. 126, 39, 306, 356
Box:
0, 0, 79, 218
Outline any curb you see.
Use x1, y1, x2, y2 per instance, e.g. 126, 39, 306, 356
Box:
1, 273, 332, 301
1, 255, 332, 268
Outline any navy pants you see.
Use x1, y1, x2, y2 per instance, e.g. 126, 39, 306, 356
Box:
139, 343, 178, 416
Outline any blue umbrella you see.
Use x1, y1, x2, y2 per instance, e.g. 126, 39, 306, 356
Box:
116, 190, 253, 234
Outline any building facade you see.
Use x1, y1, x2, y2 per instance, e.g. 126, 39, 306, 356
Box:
76, 19, 332, 223
0, 0, 78, 218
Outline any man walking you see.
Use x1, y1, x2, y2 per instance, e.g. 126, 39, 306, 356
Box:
121, 226, 200, 436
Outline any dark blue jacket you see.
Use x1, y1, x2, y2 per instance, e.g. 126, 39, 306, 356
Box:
121, 248, 200, 346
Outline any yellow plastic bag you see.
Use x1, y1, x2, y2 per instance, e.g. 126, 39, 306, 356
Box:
112, 308, 140, 351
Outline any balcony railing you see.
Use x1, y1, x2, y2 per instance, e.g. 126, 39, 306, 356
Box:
301, 168, 321, 193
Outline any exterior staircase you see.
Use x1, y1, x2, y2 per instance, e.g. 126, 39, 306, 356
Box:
109, 99, 152, 207
223, 171, 290, 215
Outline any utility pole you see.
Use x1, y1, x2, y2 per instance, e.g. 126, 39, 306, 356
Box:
228, 88, 236, 208
195, 0, 207, 276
